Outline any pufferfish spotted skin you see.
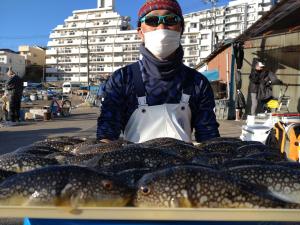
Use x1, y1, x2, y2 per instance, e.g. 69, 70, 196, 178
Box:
134, 165, 294, 209
0, 165, 134, 207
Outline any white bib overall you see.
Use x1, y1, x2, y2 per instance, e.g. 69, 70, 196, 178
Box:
124, 61, 192, 143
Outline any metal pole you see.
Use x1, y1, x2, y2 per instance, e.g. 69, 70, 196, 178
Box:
42, 63, 45, 83
112, 16, 122, 73
87, 29, 90, 92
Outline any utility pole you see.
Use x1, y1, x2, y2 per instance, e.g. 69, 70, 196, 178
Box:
86, 29, 90, 92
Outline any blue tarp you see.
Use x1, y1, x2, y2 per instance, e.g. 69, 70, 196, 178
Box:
24, 218, 296, 225
201, 70, 219, 81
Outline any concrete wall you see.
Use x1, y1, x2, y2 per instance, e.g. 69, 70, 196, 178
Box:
240, 31, 300, 113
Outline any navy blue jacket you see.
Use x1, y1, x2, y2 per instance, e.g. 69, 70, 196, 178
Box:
97, 62, 220, 142
5, 75, 23, 100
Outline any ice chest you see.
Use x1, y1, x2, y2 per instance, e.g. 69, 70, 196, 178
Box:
240, 125, 272, 144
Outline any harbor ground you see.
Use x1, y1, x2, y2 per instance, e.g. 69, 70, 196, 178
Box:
0, 106, 244, 154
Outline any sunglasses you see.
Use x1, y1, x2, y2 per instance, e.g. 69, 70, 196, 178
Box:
140, 14, 181, 27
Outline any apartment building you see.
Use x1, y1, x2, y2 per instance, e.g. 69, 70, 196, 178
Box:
184, 0, 274, 62
0, 49, 25, 82
46, 0, 275, 83
19, 45, 46, 66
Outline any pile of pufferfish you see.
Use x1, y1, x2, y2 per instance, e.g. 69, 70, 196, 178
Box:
0, 136, 300, 209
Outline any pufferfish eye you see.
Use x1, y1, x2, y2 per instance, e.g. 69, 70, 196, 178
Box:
140, 186, 151, 195
101, 180, 113, 190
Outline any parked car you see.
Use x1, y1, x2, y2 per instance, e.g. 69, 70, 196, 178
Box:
62, 82, 81, 94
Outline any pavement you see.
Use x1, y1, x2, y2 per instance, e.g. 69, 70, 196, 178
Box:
0, 106, 99, 154
0, 107, 245, 225
0, 106, 245, 154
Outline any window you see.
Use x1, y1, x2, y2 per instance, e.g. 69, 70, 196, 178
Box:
190, 23, 197, 28
201, 34, 208, 39
200, 46, 209, 51
65, 48, 71, 53
103, 20, 109, 25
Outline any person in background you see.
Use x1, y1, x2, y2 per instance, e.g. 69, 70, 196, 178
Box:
95, 80, 107, 107
0, 91, 9, 121
96, 0, 220, 143
249, 61, 283, 115
5, 67, 23, 123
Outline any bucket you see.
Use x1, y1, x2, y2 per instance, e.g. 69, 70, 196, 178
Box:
246, 115, 255, 125
30, 94, 37, 101
43, 112, 51, 121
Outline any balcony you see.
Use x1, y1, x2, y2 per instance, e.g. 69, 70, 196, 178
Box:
101, 57, 112, 62
69, 58, 87, 64
46, 49, 57, 55
45, 76, 59, 82
96, 66, 111, 73
200, 51, 210, 58
46, 58, 57, 64
225, 24, 241, 31
71, 76, 88, 83
71, 48, 88, 54
46, 67, 58, 73
225, 18, 240, 24
225, 9, 243, 16
69, 67, 88, 73
104, 47, 113, 52
49, 33, 61, 38
113, 56, 123, 63
47, 41, 57, 47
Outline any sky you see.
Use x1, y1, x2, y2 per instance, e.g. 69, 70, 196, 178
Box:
0, 0, 230, 51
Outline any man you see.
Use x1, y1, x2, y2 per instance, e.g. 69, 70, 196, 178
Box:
97, 0, 220, 143
5, 67, 23, 123
249, 61, 283, 115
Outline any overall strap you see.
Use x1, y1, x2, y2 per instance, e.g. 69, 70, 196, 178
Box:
130, 61, 147, 106
181, 67, 194, 104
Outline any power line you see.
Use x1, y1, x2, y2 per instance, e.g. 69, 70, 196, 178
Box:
0, 35, 49, 40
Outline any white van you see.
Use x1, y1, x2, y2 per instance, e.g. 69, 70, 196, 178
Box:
62, 82, 81, 94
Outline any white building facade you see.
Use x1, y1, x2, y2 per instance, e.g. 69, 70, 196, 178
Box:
184, 0, 274, 62
46, 0, 275, 83
0, 49, 26, 82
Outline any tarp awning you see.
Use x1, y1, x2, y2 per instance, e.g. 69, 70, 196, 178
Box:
201, 69, 219, 81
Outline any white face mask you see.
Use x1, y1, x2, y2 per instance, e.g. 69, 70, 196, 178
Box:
143, 29, 181, 59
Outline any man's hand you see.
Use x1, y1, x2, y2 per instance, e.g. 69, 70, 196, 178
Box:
99, 139, 112, 143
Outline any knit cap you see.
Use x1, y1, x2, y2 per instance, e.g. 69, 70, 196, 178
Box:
138, 0, 184, 27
